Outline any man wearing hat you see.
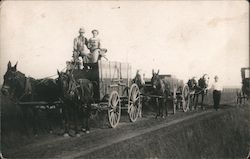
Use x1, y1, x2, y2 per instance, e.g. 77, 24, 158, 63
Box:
73, 27, 89, 63
211, 75, 223, 111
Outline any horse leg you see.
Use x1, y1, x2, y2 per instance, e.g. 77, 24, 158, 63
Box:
62, 104, 70, 137
164, 98, 168, 117
30, 107, 39, 136
155, 98, 160, 119
159, 98, 164, 118
74, 104, 80, 137
20, 105, 29, 135
195, 94, 199, 110
46, 107, 53, 134
191, 95, 194, 110
201, 94, 205, 110
85, 104, 91, 133
81, 104, 90, 133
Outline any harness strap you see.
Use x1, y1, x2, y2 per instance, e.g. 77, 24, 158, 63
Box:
25, 77, 32, 94
192, 88, 207, 95
18, 77, 32, 101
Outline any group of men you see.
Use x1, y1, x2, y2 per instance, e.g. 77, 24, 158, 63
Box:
73, 27, 107, 64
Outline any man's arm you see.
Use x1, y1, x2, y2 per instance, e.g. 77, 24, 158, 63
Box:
98, 39, 101, 49
85, 37, 89, 48
73, 38, 78, 51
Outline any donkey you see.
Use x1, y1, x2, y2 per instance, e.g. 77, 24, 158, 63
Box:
1, 61, 60, 135
57, 71, 93, 137
151, 69, 171, 118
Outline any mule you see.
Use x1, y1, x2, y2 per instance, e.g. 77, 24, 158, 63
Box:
151, 69, 171, 118
1, 61, 60, 135
57, 71, 93, 137
187, 74, 209, 110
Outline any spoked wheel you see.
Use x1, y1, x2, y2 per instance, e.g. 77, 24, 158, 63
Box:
128, 83, 140, 122
182, 84, 190, 112
108, 91, 121, 128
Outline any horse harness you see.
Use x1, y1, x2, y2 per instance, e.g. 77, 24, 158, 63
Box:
18, 77, 32, 101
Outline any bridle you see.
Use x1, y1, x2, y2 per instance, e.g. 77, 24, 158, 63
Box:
2, 70, 31, 102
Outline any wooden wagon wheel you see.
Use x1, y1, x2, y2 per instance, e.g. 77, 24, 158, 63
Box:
108, 91, 121, 128
128, 83, 140, 122
182, 84, 190, 112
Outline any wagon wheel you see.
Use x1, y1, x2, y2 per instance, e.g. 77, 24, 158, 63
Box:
108, 91, 121, 128
173, 86, 177, 114
128, 83, 140, 122
182, 84, 190, 112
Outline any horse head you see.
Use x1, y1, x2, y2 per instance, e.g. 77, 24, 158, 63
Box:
57, 70, 71, 98
151, 69, 161, 89
187, 76, 198, 89
57, 70, 79, 100
199, 74, 210, 89
1, 61, 26, 99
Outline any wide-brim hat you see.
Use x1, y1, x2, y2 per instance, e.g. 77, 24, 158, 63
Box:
79, 27, 85, 33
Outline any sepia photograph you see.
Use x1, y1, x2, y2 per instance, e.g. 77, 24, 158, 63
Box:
0, 1, 249, 158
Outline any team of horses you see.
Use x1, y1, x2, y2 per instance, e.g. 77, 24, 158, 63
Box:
1, 61, 93, 137
1, 61, 210, 136
134, 69, 210, 118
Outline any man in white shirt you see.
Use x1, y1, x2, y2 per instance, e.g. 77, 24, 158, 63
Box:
211, 75, 223, 110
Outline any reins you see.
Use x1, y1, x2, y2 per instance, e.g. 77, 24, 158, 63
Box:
16, 66, 67, 103
190, 87, 207, 95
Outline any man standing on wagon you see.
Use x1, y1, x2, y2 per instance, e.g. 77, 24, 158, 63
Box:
88, 29, 107, 63
73, 27, 89, 64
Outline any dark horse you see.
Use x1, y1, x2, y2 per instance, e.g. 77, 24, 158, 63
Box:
151, 69, 171, 118
1, 61, 60, 135
57, 71, 93, 137
187, 74, 209, 110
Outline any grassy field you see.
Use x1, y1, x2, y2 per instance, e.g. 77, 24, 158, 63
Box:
203, 88, 240, 106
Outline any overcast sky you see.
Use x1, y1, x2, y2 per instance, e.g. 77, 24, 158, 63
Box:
0, 1, 249, 87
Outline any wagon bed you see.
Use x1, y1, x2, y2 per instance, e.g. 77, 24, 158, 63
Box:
71, 60, 140, 128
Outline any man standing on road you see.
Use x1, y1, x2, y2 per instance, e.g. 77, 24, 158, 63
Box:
211, 75, 223, 111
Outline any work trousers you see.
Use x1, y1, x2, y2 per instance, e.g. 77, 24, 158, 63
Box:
213, 90, 221, 110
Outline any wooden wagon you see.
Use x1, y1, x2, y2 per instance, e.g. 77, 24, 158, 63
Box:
71, 60, 141, 128
236, 67, 250, 104
143, 74, 190, 114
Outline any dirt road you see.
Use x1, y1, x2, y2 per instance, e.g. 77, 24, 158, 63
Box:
4, 104, 249, 159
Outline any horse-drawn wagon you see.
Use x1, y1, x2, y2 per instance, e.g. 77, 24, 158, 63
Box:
158, 74, 190, 113
141, 71, 190, 117
67, 60, 141, 128
236, 67, 250, 104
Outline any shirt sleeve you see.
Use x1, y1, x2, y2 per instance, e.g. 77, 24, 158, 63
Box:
85, 37, 88, 46
98, 39, 101, 48
73, 38, 77, 51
